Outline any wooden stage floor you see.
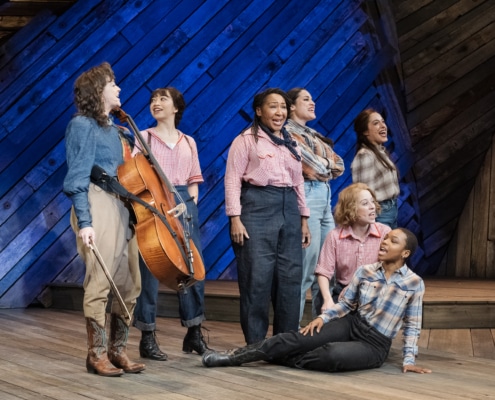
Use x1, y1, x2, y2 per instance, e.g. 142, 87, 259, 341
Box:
0, 308, 495, 400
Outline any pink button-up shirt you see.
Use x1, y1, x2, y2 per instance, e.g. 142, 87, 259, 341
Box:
224, 128, 309, 217
315, 222, 391, 285
133, 129, 203, 186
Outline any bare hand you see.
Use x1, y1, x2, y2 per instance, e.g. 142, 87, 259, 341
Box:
402, 365, 432, 374
230, 216, 250, 246
320, 298, 335, 313
301, 217, 311, 248
79, 227, 95, 248
299, 317, 324, 336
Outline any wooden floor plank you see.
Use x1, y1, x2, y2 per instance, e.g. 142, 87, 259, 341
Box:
471, 329, 495, 359
428, 329, 474, 356
1, 309, 495, 400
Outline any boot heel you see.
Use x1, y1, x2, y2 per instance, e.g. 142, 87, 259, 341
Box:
86, 359, 97, 374
182, 344, 193, 353
182, 325, 212, 355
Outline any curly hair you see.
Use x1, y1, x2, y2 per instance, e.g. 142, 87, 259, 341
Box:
353, 108, 395, 172
333, 182, 381, 227
73, 62, 115, 126
150, 87, 186, 128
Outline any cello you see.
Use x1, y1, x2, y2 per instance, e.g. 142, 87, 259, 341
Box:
111, 107, 205, 291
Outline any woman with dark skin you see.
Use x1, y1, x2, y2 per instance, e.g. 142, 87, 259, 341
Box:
224, 88, 311, 345
202, 227, 432, 375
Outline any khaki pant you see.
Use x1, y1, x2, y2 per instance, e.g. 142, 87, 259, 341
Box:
71, 184, 141, 327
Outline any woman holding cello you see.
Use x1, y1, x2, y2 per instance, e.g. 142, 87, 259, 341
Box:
63, 62, 145, 377
132, 87, 212, 359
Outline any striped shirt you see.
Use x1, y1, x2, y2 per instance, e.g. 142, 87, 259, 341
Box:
315, 223, 391, 285
351, 147, 400, 202
224, 127, 309, 217
320, 262, 424, 366
285, 119, 345, 182
133, 129, 203, 186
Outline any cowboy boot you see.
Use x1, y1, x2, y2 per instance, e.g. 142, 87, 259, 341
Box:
139, 330, 168, 361
108, 313, 146, 373
85, 318, 123, 377
182, 324, 212, 355
202, 340, 267, 367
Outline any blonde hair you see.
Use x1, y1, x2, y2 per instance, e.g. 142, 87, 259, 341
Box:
334, 183, 381, 227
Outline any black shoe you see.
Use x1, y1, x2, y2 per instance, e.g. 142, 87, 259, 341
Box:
139, 331, 168, 361
202, 341, 267, 367
182, 325, 212, 355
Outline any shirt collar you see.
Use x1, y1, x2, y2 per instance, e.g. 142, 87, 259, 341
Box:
374, 262, 409, 276
339, 223, 382, 240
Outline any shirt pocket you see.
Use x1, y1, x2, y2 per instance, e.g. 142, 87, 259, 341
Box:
256, 151, 275, 171
392, 283, 412, 308
358, 281, 378, 306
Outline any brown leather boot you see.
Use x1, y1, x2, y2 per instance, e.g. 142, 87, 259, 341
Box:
108, 313, 145, 373
85, 318, 123, 377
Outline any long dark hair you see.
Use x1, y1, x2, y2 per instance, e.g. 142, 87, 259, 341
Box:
74, 62, 115, 127
286, 87, 334, 148
150, 87, 186, 128
353, 108, 395, 171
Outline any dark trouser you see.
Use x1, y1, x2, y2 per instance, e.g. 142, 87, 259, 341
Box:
233, 184, 302, 345
134, 186, 205, 329
261, 313, 391, 372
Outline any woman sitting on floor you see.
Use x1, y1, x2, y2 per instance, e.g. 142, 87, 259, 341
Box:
202, 227, 432, 374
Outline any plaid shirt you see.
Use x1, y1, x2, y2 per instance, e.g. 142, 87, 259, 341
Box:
351, 147, 399, 202
285, 119, 344, 182
320, 262, 424, 366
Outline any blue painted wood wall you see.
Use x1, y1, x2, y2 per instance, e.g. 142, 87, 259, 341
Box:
0, 0, 419, 308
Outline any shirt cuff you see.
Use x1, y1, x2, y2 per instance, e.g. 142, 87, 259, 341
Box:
299, 206, 310, 217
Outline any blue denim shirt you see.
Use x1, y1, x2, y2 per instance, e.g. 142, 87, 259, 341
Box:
63, 115, 124, 228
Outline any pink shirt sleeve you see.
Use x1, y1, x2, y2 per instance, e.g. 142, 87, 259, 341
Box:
315, 229, 337, 280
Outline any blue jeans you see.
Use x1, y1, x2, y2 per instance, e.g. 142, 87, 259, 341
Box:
233, 183, 302, 344
133, 185, 205, 330
377, 198, 398, 229
300, 181, 334, 321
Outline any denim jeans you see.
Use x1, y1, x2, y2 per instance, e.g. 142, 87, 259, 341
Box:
233, 183, 302, 344
377, 198, 398, 229
300, 180, 334, 322
133, 185, 205, 330
262, 313, 391, 372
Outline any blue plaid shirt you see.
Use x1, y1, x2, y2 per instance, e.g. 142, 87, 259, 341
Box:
320, 262, 424, 366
